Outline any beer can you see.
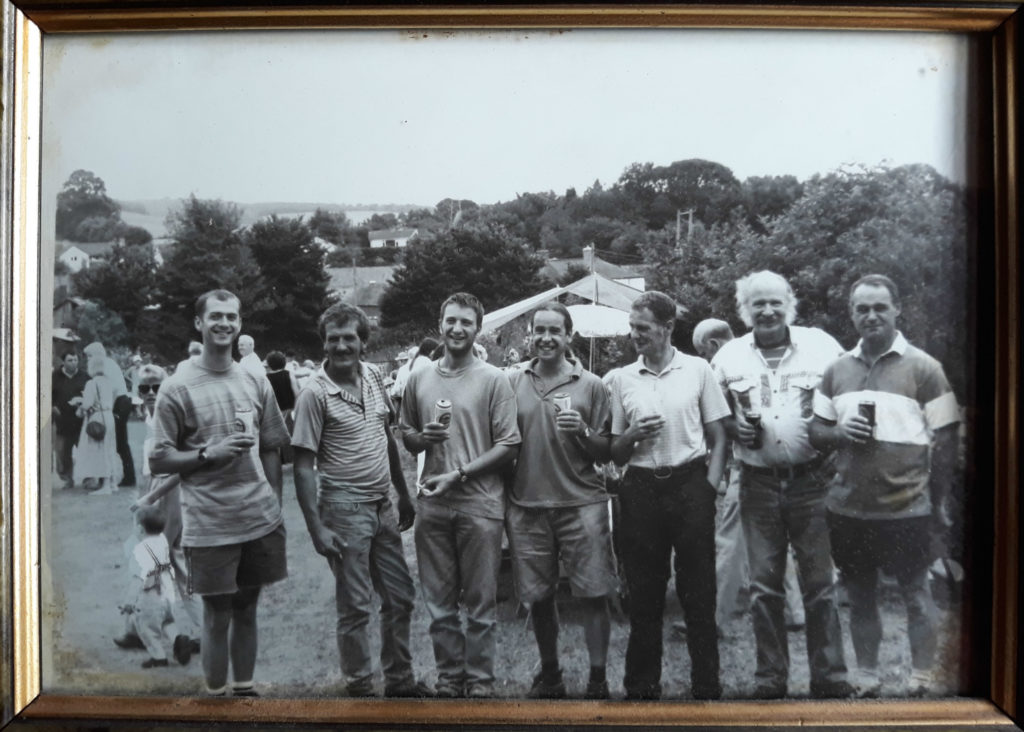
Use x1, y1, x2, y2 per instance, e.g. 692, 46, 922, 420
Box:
433, 399, 453, 427
552, 393, 572, 414
858, 400, 876, 437
745, 411, 764, 450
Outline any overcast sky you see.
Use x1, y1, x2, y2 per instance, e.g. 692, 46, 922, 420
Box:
41, 29, 968, 208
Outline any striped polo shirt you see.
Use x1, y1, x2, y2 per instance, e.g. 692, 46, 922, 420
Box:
291, 363, 394, 502
813, 332, 959, 520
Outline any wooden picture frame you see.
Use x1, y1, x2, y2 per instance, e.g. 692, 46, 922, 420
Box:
2, 2, 1019, 728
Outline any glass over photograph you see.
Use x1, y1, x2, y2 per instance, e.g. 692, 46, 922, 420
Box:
38, 28, 977, 701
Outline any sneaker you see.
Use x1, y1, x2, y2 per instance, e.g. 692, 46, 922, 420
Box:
527, 669, 567, 699
907, 669, 933, 697
433, 683, 464, 699
465, 683, 493, 699
113, 633, 145, 650
584, 679, 610, 700
118, 478, 137, 488
233, 686, 260, 698
854, 668, 882, 698
384, 679, 433, 698
173, 634, 192, 665
809, 679, 856, 699
141, 657, 169, 668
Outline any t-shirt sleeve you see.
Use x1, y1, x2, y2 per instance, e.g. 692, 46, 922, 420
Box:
149, 388, 186, 460
918, 358, 959, 430
812, 366, 839, 423
399, 370, 423, 437
606, 371, 628, 436
257, 378, 291, 450
588, 376, 612, 436
698, 361, 731, 424
489, 372, 521, 446
290, 384, 324, 452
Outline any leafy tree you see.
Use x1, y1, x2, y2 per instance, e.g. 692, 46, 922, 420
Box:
56, 170, 123, 241
74, 299, 130, 348
71, 243, 159, 335
742, 174, 804, 228
363, 213, 400, 231
121, 225, 153, 247
308, 208, 352, 245
379, 223, 547, 343
244, 215, 332, 353
558, 262, 591, 286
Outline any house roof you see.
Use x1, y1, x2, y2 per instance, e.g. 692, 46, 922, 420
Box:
368, 228, 417, 241
57, 239, 120, 257
541, 255, 642, 281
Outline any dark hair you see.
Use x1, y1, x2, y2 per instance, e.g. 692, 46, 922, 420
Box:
416, 337, 440, 358
318, 302, 371, 342
266, 350, 287, 370
530, 302, 574, 335
631, 290, 678, 326
138, 506, 166, 535
849, 274, 901, 308
439, 292, 485, 328
62, 351, 79, 362
194, 289, 239, 318
285, 350, 296, 359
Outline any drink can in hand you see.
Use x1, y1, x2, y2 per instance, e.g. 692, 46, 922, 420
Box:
552, 393, 572, 414
858, 400, 876, 438
745, 411, 764, 449
434, 399, 453, 428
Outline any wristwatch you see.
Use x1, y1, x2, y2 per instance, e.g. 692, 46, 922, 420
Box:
197, 447, 208, 464
457, 466, 470, 482
578, 426, 592, 439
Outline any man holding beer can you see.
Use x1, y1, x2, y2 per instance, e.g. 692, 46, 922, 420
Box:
711, 271, 854, 699
505, 303, 617, 699
810, 274, 959, 697
400, 292, 521, 699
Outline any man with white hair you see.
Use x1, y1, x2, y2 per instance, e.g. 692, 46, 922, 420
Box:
711, 271, 853, 699
237, 334, 265, 379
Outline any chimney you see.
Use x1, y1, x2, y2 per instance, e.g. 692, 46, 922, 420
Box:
582, 245, 594, 271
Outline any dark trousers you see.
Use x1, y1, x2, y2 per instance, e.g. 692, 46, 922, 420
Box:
619, 462, 720, 699
114, 412, 135, 485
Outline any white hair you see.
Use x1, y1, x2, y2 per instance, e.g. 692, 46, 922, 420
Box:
735, 271, 798, 328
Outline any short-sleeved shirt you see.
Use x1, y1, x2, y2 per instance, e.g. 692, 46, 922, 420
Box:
813, 332, 959, 520
712, 325, 845, 468
606, 348, 730, 469
508, 358, 610, 508
291, 363, 393, 501
400, 357, 521, 520
150, 360, 290, 548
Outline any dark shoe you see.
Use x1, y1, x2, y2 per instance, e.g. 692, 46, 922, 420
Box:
433, 683, 464, 699
141, 657, 168, 668
189, 638, 201, 654
113, 633, 145, 650
173, 634, 192, 665
346, 680, 376, 698
118, 478, 137, 488
692, 683, 723, 700
624, 684, 661, 701
751, 683, 786, 700
527, 669, 567, 699
584, 679, 610, 700
384, 679, 433, 698
233, 687, 260, 698
810, 679, 856, 699
465, 683, 493, 699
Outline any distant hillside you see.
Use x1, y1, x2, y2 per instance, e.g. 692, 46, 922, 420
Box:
116, 199, 423, 239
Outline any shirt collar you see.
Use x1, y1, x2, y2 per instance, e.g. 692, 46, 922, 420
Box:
314, 363, 365, 396
851, 331, 908, 361
523, 356, 584, 379
637, 347, 685, 376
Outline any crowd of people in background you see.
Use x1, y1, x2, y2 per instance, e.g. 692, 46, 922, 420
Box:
50, 270, 962, 701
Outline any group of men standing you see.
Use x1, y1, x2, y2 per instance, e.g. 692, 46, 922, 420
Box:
143, 267, 958, 700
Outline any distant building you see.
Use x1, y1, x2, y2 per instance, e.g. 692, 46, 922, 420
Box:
326, 265, 397, 325
368, 228, 418, 249
53, 296, 88, 329
57, 240, 121, 272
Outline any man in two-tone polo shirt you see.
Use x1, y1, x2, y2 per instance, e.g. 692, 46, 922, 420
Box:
291, 302, 427, 698
606, 290, 729, 700
711, 270, 853, 699
810, 274, 959, 698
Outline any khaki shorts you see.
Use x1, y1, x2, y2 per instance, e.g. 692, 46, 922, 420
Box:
506, 501, 618, 604
186, 523, 287, 596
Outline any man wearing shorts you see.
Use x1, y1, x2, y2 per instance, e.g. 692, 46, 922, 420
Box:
400, 291, 520, 698
810, 274, 959, 697
291, 302, 428, 698
506, 303, 616, 699
150, 289, 290, 697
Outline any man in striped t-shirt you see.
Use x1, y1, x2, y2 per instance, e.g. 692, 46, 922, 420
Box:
291, 303, 426, 698
810, 274, 960, 698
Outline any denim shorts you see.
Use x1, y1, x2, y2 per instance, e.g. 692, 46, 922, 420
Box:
186, 523, 287, 596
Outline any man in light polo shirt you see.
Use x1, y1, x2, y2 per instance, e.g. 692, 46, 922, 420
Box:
605, 290, 729, 700
291, 302, 428, 698
810, 274, 959, 697
711, 271, 853, 699
150, 289, 290, 698
400, 291, 520, 699
506, 302, 617, 700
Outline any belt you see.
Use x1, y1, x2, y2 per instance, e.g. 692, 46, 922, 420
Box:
741, 457, 822, 481
627, 459, 705, 481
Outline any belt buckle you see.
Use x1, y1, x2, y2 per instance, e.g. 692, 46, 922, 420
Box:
653, 465, 673, 480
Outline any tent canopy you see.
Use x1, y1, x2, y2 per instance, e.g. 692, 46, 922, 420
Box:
479, 273, 644, 334
567, 304, 631, 338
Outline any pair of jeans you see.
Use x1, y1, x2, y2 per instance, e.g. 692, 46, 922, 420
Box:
740, 465, 848, 691
414, 500, 504, 689
320, 497, 416, 689
618, 463, 719, 698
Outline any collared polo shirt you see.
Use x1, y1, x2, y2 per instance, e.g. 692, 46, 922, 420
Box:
291, 363, 393, 501
508, 358, 610, 507
607, 348, 729, 469
813, 332, 959, 520
712, 325, 844, 468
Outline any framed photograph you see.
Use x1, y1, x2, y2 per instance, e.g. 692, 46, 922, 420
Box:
2, 2, 1019, 728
